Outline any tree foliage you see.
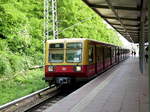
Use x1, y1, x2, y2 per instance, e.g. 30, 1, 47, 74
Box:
0, 0, 122, 76
57, 0, 122, 45
0, 0, 43, 76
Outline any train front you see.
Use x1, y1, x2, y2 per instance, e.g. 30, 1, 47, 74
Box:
44, 39, 87, 85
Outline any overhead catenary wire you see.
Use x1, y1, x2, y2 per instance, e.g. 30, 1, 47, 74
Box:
58, 16, 95, 34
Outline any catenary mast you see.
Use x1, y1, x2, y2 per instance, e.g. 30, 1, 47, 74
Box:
44, 0, 58, 40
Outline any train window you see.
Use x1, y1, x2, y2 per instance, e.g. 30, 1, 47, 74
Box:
89, 46, 94, 63
111, 47, 115, 57
67, 43, 82, 49
116, 48, 119, 56
66, 43, 82, 63
49, 43, 64, 63
49, 43, 64, 48
49, 50, 64, 62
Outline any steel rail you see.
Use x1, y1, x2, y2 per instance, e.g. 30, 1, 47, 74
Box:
0, 85, 59, 112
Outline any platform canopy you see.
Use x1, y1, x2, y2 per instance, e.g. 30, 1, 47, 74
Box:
83, 0, 148, 43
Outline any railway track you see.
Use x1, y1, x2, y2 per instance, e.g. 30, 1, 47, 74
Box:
0, 85, 60, 112
0, 83, 85, 112
26, 91, 68, 112
26, 83, 85, 112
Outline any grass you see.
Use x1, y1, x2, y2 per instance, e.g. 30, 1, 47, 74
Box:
0, 69, 48, 105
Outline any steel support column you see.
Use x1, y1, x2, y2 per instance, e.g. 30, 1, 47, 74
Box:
148, 0, 150, 111
139, 0, 146, 74
139, 21, 144, 73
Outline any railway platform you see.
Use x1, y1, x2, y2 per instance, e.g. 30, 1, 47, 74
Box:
44, 57, 149, 112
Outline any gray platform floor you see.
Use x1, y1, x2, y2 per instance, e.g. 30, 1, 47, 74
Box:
44, 57, 149, 112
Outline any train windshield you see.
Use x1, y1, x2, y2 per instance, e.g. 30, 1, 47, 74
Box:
66, 43, 82, 63
49, 43, 64, 62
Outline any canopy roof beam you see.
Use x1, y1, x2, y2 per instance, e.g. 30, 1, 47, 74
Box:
83, 0, 148, 43
111, 23, 140, 27
89, 4, 140, 11
115, 27, 140, 31
105, 0, 134, 42
102, 15, 140, 21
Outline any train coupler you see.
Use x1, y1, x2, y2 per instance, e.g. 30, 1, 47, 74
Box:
55, 77, 71, 85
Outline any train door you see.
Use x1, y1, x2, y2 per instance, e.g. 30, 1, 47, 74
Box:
119, 48, 121, 61
110, 47, 112, 65
95, 45, 97, 74
87, 45, 95, 76
111, 47, 115, 64
96, 45, 104, 73
109, 47, 111, 66
121, 49, 123, 60
115, 47, 119, 63
123, 49, 124, 60
104, 46, 111, 69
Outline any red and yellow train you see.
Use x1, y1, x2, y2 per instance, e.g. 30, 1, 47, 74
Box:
44, 38, 130, 85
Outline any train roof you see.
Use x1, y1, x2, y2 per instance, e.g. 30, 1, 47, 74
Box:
46, 38, 129, 49
46, 38, 87, 42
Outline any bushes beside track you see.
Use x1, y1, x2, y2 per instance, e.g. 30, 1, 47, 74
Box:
0, 69, 47, 105
0, 0, 44, 76
0, 0, 46, 105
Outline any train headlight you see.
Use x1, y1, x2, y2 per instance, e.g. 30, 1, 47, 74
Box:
75, 66, 81, 72
48, 66, 54, 72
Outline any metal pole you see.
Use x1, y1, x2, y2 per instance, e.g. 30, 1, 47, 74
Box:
139, 21, 144, 73
148, 0, 150, 111
43, 0, 49, 71
44, 0, 50, 40
52, 0, 58, 39
139, 0, 146, 74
